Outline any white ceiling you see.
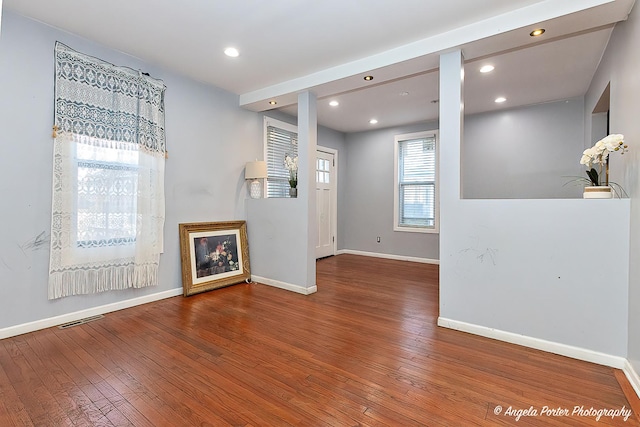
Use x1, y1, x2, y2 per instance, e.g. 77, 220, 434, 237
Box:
3, 0, 636, 133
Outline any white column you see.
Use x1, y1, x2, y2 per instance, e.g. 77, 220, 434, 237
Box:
298, 91, 317, 289
439, 50, 464, 204
438, 49, 464, 315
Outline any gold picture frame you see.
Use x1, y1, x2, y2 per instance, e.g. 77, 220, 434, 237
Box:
178, 221, 251, 296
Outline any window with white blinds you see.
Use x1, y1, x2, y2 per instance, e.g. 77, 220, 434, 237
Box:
394, 131, 438, 232
264, 117, 298, 198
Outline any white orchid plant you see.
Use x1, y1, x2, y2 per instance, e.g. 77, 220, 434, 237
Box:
284, 154, 298, 189
580, 134, 628, 186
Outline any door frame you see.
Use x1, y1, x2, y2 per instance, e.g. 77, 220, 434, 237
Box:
317, 145, 338, 258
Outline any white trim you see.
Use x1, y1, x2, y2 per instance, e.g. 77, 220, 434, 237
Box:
336, 249, 439, 265
251, 275, 317, 295
623, 360, 640, 399
437, 317, 626, 369
263, 116, 297, 134
0, 288, 183, 340
316, 145, 338, 258
394, 130, 439, 234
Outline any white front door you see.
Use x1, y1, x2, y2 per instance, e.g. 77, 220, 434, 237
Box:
316, 149, 336, 259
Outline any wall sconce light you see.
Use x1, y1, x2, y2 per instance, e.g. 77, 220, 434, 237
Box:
245, 160, 268, 199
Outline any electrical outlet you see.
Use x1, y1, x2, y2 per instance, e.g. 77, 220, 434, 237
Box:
376, 237, 381, 243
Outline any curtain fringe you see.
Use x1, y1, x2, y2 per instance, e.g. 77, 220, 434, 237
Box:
48, 262, 159, 300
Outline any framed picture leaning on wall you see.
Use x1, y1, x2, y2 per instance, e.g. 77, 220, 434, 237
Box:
178, 221, 251, 296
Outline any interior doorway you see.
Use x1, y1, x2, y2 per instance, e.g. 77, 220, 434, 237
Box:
591, 82, 610, 143
316, 147, 337, 259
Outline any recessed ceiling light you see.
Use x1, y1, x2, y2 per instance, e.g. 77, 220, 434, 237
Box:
399, 91, 409, 96
224, 47, 239, 57
329, 100, 339, 107
364, 75, 374, 81
480, 65, 495, 73
530, 28, 545, 37
268, 100, 277, 105
495, 97, 507, 103
369, 119, 378, 125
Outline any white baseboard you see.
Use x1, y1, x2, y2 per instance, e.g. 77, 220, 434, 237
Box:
336, 249, 439, 265
437, 317, 627, 369
623, 359, 640, 399
0, 288, 183, 340
251, 275, 317, 295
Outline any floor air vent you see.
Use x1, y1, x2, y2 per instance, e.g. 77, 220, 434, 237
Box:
58, 314, 104, 329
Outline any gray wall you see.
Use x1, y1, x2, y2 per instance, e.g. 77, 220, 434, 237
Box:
585, 2, 640, 376
463, 98, 585, 199
591, 112, 608, 147
247, 94, 319, 292
343, 122, 440, 260
340, 98, 586, 260
439, 50, 630, 358
260, 111, 347, 250
0, 11, 263, 329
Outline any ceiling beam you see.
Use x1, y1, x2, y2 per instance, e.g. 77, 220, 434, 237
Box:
239, 0, 616, 111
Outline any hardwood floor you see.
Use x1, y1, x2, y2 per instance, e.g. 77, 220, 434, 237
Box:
1, 254, 638, 426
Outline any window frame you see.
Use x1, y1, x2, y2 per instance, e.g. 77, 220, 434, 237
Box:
393, 130, 439, 234
263, 116, 298, 198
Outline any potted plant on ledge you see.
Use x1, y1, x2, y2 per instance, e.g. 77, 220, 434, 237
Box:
579, 134, 628, 199
285, 154, 298, 198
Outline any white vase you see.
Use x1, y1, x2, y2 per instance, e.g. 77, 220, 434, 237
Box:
583, 186, 613, 199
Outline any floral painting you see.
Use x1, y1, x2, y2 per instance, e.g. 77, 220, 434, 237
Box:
179, 221, 251, 296
194, 233, 240, 278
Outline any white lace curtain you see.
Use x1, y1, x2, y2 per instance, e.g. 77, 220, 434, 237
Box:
49, 42, 166, 299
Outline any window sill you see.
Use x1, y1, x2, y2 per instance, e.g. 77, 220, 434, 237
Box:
394, 225, 439, 234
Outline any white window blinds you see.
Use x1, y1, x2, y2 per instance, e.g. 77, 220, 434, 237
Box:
266, 124, 298, 198
397, 134, 436, 229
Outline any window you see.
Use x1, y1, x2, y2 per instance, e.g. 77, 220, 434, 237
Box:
394, 130, 438, 233
76, 139, 139, 247
264, 117, 297, 198
49, 42, 166, 299
316, 157, 330, 184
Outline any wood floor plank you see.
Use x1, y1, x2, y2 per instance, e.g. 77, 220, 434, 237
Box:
0, 338, 76, 426
18, 332, 104, 427
73, 322, 236, 427
0, 356, 35, 427
49, 323, 180, 427
89, 318, 301, 427
614, 369, 640, 424
0, 254, 638, 426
